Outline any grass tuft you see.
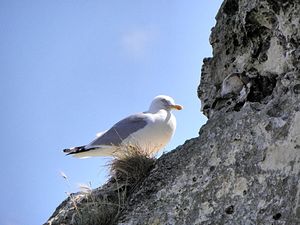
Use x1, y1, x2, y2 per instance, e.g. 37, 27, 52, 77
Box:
53, 144, 156, 225
110, 144, 156, 188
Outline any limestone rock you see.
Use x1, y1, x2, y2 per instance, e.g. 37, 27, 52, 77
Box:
119, 0, 300, 224
198, 0, 300, 118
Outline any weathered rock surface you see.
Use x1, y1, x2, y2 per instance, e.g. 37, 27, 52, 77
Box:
119, 0, 300, 224
45, 0, 300, 224
199, 0, 300, 118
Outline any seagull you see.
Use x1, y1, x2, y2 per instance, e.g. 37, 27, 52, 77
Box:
63, 95, 183, 158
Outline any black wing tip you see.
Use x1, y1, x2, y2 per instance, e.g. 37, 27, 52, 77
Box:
63, 146, 86, 155
63, 148, 74, 156
63, 148, 71, 153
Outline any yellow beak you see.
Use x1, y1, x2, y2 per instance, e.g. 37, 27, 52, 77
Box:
170, 104, 183, 110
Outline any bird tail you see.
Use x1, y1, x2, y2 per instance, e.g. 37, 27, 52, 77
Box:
63, 145, 117, 158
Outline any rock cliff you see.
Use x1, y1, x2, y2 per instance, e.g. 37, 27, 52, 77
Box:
45, 0, 300, 224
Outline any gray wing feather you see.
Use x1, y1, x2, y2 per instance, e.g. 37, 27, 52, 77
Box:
89, 113, 148, 146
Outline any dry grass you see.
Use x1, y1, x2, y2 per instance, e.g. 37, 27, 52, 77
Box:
110, 144, 156, 187
71, 194, 120, 225
63, 144, 156, 225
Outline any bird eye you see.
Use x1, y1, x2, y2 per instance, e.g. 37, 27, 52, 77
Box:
161, 99, 169, 106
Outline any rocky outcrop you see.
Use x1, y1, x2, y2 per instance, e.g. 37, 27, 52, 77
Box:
119, 0, 300, 224
45, 0, 300, 224
198, 0, 300, 119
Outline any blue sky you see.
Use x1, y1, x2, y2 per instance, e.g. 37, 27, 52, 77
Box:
0, 1, 222, 224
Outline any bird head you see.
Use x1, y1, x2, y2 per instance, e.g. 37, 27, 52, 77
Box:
149, 95, 183, 112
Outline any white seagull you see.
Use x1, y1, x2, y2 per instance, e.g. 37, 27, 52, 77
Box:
63, 95, 183, 158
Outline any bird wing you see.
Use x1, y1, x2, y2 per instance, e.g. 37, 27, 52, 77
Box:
86, 113, 149, 148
